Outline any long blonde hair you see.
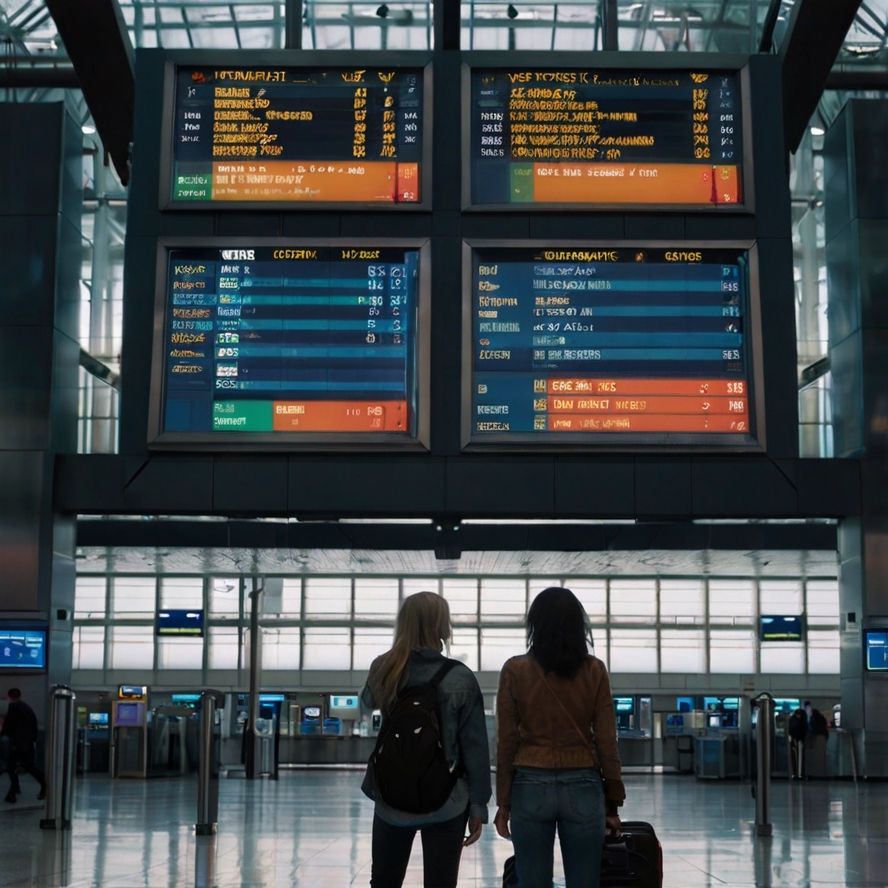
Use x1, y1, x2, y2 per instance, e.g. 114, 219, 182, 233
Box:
372, 591, 452, 712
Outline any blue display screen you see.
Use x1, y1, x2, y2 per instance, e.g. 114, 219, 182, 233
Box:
470, 247, 755, 445
0, 627, 47, 669
676, 696, 695, 712
115, 703, 142, 726
614, 697, 634, 712
760, 615, 804, 642
865, 631, 888, 671
160, 247, 420, 439
88, 712, 109, 725
157, 609, 205, 637
704, 697, 739, 710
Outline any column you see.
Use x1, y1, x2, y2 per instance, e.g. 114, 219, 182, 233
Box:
0, 103, 82, 719
824, 99, 888, 777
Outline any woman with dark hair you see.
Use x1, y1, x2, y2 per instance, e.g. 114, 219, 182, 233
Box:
495, 587, 625, 887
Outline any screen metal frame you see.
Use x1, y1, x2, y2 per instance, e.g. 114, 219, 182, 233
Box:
461, 238, 765, 452
148, 236, 432, 451
159, 50, 433, 212
461, 51, 754, 213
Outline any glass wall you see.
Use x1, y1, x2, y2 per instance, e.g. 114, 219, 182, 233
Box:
72, 571, 840, 685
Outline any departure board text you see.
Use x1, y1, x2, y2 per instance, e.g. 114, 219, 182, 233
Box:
470, 68, 742, 207
471, 248, 754, 444
172, 66, 423, 204
162, 247, 419, 436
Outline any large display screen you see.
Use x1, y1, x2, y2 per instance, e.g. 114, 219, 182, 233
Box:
152, 242, 427, 447
468, 67, 743, 208
169, 63, 426, 206
865, 630, 888, 671
467, 245, 758, 447
0, 627, 46, 670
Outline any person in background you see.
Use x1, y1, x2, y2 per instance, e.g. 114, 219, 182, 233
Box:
361, 591, 491, 888
495, 587, 625, 888
2, 688, 46, 804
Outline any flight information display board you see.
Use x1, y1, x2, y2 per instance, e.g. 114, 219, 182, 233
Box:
153, 244, 424, 445
469, 67, 743, 207
169, 64, 425, 205
468, 246, 757, 446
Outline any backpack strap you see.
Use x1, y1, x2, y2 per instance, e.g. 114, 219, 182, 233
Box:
427, 658, 460, 689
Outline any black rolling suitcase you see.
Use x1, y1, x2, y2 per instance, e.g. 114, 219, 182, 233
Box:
501, 821, 663, 888
600, 821, 663, 888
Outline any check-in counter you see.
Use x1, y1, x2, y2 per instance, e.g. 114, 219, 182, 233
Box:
279, 735, 377, 765
694, 731, 740, 779
826, 729, 857, 779
617, 732, 654, 767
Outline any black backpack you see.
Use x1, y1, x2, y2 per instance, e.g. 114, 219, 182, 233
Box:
370, 659, 460, 814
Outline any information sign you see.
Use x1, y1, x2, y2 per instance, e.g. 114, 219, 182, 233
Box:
154, 244, 424, 444
170, 64, 425, 205
469, 67, 743, 207
468, 245, 757, 446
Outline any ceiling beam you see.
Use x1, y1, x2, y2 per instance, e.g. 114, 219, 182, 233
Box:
780, 0, 865, 153
44, 0, 135, 184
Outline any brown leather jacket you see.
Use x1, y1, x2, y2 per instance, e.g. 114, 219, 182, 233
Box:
496, 654, 625, 813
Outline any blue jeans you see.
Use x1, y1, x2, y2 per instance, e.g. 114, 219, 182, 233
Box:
510, 767, 606, 888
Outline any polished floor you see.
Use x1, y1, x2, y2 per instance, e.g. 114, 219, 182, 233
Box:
2, 770, 887, 887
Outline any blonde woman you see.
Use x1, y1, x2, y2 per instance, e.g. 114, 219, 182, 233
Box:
361, 591, 491, 888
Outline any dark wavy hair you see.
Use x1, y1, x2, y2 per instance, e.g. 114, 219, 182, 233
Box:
527, 587, 594, 678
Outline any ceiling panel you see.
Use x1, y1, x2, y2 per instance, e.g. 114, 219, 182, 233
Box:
75, 545, 838, 577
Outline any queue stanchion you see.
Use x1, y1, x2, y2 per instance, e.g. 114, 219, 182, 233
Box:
195, 690, 225, 836
40, 686, 77, 831
754, 692, 774, 837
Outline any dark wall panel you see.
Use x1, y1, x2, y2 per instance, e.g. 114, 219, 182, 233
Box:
289, 458, 446, 515
555, 459, 634, 517
446, 460, 554, 515
691, 459, 797, 516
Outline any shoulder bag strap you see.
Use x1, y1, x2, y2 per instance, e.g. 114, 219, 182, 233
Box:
533, 658, 596, 756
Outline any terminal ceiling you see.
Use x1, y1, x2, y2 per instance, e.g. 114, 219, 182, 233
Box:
75, 546, 839, 576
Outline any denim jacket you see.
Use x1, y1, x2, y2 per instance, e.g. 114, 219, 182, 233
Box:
361, 649, 492, 826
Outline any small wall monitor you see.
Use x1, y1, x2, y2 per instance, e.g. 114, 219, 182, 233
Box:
773, 698, 801, 713
0, 625, 47, 670
259, 694, 285, 703
614, 697, 634, 712
466, 63, 745, 210
865, 630, 888, 671
329, 695, 360, 717
165, 57, 429, 209
760, 615, 804, 642
88, 712, 110, 725
150, 239, 430, 450
676, 696, 695, 713
119, 685, 147, 700
157, 609, 205, 636
171, 693, 202, 703
464, 242, 761, 449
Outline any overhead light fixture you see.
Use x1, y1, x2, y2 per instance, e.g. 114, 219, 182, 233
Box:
376, 3, 389, 17
82, 124, 96, 134
810, 125, 825, 137
507, 4, 519, 18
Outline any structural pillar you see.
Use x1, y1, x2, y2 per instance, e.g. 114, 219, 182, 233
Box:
825, 99, 888, 777
0, 103, 81, 721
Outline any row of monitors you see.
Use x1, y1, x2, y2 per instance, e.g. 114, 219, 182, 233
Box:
152, 238, 762, 451
163, 56, 748, 212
